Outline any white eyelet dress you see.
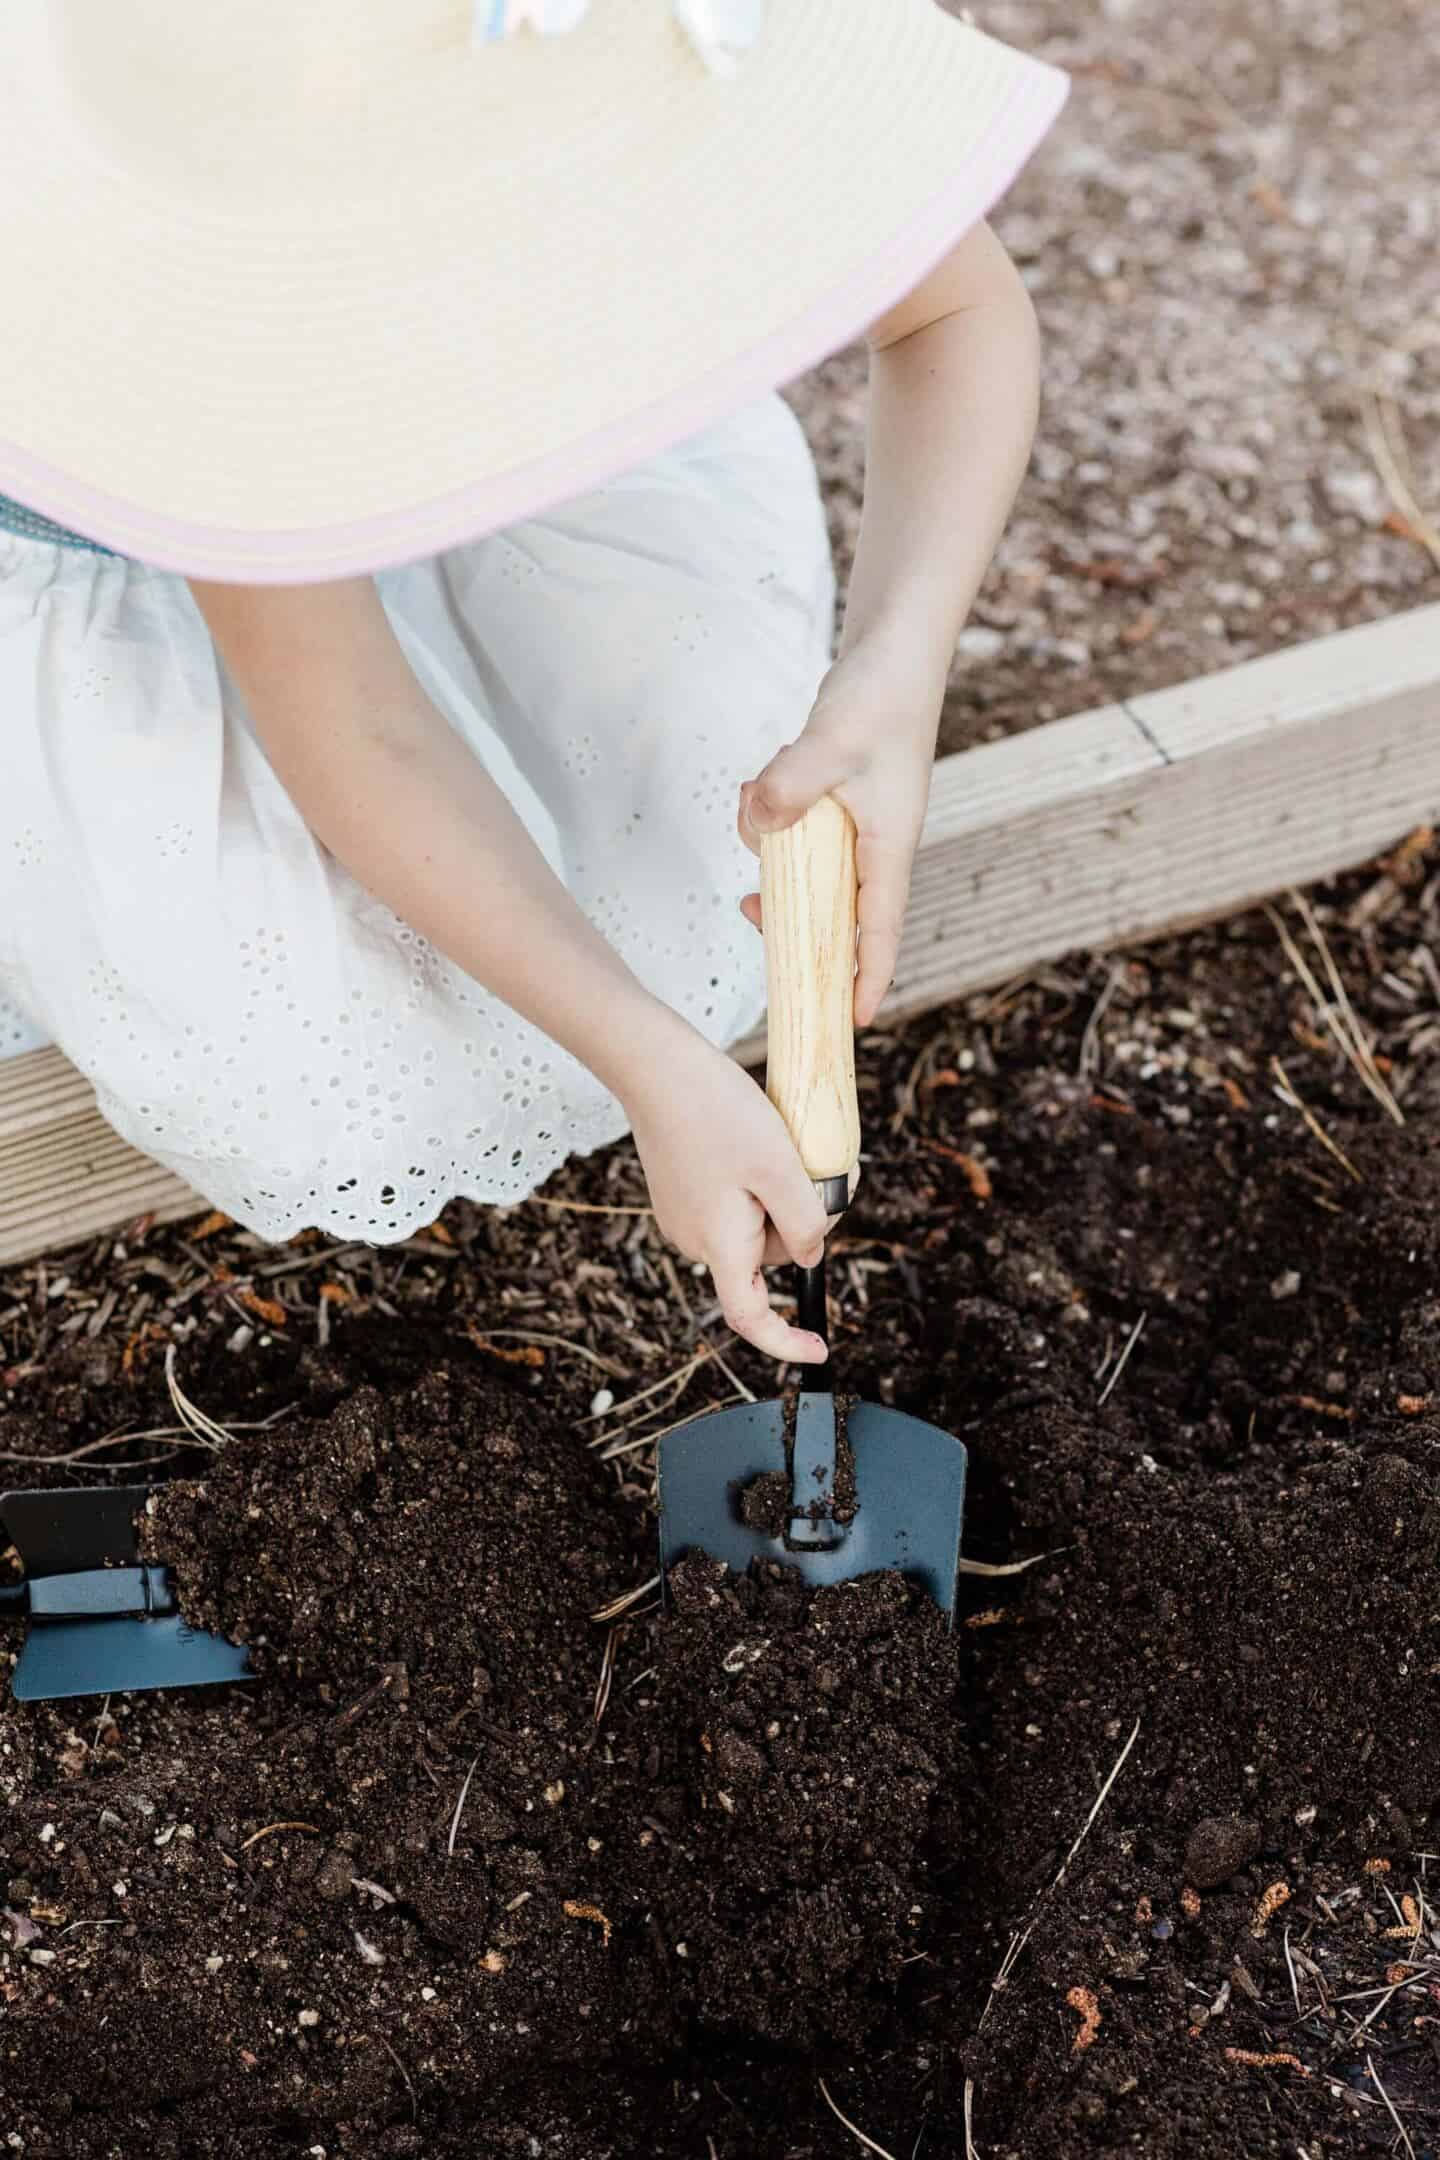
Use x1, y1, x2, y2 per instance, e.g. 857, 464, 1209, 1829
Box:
0, 395, 834, 1242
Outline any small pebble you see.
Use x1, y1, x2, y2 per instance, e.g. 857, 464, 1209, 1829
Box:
589, 1387, 614, 1417
298, 2008, 320, 2027
1185, 1814, 1261, 1889
1270, 1270, 1301, 1300
1322, 466, 1385, 523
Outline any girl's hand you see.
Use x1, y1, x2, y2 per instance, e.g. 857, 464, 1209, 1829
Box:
737, 626, 944, 1026
621, 1028, 834, 1366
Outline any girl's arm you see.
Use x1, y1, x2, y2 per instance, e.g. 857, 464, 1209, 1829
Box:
188, 576, 830, 1361
843, 217, 1039, 675
739, 219, 1040, 1021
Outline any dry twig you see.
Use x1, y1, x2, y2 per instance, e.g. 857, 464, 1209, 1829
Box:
958, 1545, 1073, 1579
478, 1329, 630, 1379
591, 1575, 661, 1623
1097, 1314, 1146, 1408
962, 2078, 979, 2160
1270, 1059, 1362, 1183
1267, 896, 1404, 1125
164, 1345, 242, 1450
446, 1755, 482, 1859
1360, 389, 1440, 572
527, 1195, 654, 1217
240, 1822, 319, 1850
817, 2077, 899, 2160
1367, 2051, 1418, 2160
592, 1625, 621, 1730
978, 1717, 1141, 2032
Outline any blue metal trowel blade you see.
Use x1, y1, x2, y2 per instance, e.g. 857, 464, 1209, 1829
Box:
1, 1484, 251, 1702
12, 1606, 251, 1702
657, 1394, 968, 1617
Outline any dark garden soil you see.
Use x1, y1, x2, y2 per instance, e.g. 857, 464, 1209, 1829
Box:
4, 832, 1440, 2157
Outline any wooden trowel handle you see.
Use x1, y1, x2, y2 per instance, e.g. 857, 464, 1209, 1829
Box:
760, 796, 861, 1184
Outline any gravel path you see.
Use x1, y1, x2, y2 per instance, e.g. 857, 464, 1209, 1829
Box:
788, 0, 1440, 753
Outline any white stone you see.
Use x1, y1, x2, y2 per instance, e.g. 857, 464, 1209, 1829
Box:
1322, 467, 1385, 524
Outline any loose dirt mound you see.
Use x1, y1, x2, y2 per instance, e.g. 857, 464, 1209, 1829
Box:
4, 850, 1440, 2156
2, 1363, 968, 2150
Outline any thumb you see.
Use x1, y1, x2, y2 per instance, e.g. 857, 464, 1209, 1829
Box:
740, 733, 847, 846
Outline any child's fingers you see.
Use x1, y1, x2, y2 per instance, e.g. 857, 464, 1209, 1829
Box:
739, 891, 762, 934
737, 733, 849, 849
756, 1166, 826, 1272
711, 1249, 827, 1365
760, 1171, 856, 1263
706, 1186, 827, 1364
853, 833, 911, 1026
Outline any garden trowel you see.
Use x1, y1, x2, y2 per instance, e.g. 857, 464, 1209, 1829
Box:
0, 1483, 249, 1701
658, 797, 968, 1618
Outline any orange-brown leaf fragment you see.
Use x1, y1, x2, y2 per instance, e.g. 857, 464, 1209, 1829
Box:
1066, 1985, 1101, 2054
1225, 2048, 1309, 2076
237, 1290, 288, 1329
1397, 1394, 1432, 1417
1281, 1394, 1355, 1421
1385, 1894, 1422, 1940
1181, 1886, 1202, 1920
1364, 1858, 1393, 1876
922, 1140, 993, 1200
319, 1282, 353, 1305
1249, 177, 1295, 224
1384, 509, 1430, 549
1120, 608, 1158, 647
563, 1900, 613, 1948
190, 1210, 232, 1239
121, 1321, 167, 1377
1250, 1881, 1290, 1936
466, 1326, 545, 1368
1379, 824, 1433, 884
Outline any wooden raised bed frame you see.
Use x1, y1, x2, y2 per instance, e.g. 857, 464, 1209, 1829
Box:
3, 603, 1438, 1266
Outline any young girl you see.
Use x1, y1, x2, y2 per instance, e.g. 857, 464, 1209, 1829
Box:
0, 0, 1065, 1364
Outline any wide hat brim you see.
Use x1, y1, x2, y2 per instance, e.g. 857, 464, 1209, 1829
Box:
0, 0, 1066, 582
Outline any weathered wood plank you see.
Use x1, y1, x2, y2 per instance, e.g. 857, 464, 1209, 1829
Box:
3, 605, 1439, 1265
0, 1052, 200, 1258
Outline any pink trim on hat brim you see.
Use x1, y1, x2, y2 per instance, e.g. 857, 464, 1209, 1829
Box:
0, 64, 1067, 583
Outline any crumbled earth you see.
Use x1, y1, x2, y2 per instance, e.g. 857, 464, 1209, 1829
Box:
788, 0, 1440, 752
4, 831, 1440, 2155
1, 1367, 968, 2149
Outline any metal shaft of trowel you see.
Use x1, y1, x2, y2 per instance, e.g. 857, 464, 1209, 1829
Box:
789, 1173, 850, 1548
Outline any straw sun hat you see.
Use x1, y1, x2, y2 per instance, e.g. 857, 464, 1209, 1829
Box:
0, 0, 1066, 582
